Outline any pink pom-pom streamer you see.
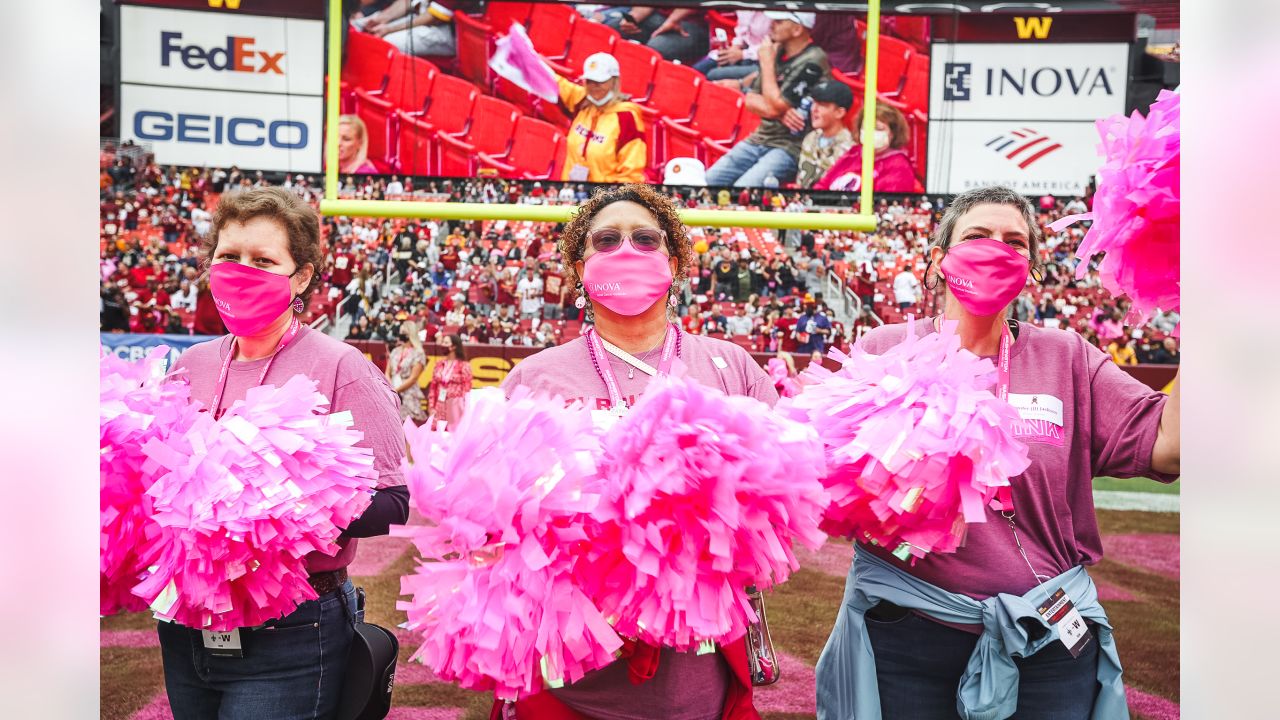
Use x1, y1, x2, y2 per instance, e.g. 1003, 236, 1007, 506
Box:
134, 375, 376, 631
766, 357, 800, 398
395, 387, 622, 701
1051, 90, 1180, 327
100, 347, 198, 616
583, 375, 828, 650
777, 319, 1030, 561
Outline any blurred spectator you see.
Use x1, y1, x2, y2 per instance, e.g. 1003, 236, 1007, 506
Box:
386, 320, 428, 423
551, 53, 646, 183
606, 7, 709, 65
796, 80, 855, 188
694, 10, 770, 85
337, 115, 379, 174
428, 334, 472, 428
357, 0, 456, 57
795, 299, 832, 354
815, 103, 918, 192
1107, 336, 1138, 366
892, 266, 920, 312
517, 265, 545, 320
810, 13, 861, 74
706, 13, 830, 187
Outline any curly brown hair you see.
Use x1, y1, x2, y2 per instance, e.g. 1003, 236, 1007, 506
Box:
200, 187, 325, 304
558, 184, 692, 291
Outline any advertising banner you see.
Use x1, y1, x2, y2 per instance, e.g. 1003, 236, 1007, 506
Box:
121, 84, 323, 172
100, 333, 218, 371
118, 4, 323, 173
926, 120, 1106, 196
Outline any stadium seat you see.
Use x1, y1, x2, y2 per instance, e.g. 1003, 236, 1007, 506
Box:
705, 10, 738, 41
393, 73, 479, 174
702, 106, 761, 167
477, 116, 566, 180
354, 54, 439, 167
528, 3, 576, 62
341, 29, 395, 113
848, 29, 915, 97
658, 81, 745, 167
613, 39, 660, 104
548, 18, 620, 78
436, 95, 520, 177
638, 60, 702, 123
452, 11, 494, 88
888, 15, 931, 53
484, 1, 533, 34
393, 111, 437, 176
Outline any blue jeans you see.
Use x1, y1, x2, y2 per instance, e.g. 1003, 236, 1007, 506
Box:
865, 607, 1101, 719
158, 580, 361, 720
705, 141, 798, 188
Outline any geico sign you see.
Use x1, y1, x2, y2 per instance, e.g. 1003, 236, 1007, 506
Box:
943, 62, 1115, 102
161, 31, 284, 74
133, 112, 309, 148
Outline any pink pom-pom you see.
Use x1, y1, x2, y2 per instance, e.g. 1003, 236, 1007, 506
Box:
133, 375, 376, 631
100, 347, 198, 616
395, 387, 621, 701
777, 319, 1030, 561
583, 375, 828, 650
766, 357, 800, 398
1052, 90, 1180, 326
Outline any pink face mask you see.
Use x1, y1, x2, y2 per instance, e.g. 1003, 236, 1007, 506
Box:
581, 239, 673, 316
209, 261, 294, 336
939, 237, 1029, 317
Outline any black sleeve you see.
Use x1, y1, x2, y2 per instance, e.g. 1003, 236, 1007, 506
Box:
342, 485, 410, 539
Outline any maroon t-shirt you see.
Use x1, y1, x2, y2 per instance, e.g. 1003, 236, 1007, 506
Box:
855, 320, 1175, 600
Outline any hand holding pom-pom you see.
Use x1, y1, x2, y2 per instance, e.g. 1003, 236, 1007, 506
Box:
777, 319, 1030, 561
133, 374, 376, 631
394, 387, 621, 700
583, 375, 829, 650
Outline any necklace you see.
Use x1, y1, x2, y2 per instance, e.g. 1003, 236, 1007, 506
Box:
624, 339, 666, 379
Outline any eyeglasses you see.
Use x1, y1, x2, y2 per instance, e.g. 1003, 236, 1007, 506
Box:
587, 226, 667, 253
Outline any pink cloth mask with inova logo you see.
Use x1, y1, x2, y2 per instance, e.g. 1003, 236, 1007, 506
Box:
209, 262, 294, 336
582, 240, 673, 316
939, 237, 1030, 317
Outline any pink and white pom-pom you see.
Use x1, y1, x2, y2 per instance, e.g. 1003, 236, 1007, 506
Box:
582, 375, 828, 650
100, 347, 198, 616
766, 357, 801, 398
777, 319, 1030, 561
133, 374, 376, 631
394, 387, 621, 701
1051, 89, 1180, 327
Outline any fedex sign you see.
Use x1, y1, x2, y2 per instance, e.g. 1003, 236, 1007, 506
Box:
160, 31, 285, 74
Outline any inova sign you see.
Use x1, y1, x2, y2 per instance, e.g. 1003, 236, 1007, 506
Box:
930, 42, 1128, 122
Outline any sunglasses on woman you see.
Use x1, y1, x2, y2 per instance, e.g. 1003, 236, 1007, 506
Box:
588, 227, 668, 253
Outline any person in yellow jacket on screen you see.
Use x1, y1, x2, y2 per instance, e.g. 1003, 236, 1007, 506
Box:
555, 52, 647, 184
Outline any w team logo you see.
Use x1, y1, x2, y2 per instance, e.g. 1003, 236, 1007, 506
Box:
985, 127, 1062, 169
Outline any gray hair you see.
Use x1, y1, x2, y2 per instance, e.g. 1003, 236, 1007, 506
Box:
927, 186, 1043, 279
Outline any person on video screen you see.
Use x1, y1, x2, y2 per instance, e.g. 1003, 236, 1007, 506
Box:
705, 12, 830, 188
814, 103, 920, 193
796, 80, 855, 188
553, 52, 647, 184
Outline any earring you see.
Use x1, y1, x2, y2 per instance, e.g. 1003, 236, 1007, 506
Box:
290, 296, 305, 314
574, 282, 587, 309
1030, 266, 1045, 284
669, 293, 679, 309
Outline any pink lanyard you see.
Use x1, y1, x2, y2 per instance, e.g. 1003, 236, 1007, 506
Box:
209, 317, 301, 418
585, 323, 680, 410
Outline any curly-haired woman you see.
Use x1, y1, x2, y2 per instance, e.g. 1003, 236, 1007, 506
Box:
496, 184, 775, 720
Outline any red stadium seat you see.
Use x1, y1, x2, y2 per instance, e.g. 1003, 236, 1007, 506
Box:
452, 11, 494, 87
849, 28, 915, 97
706, 10, 738, 41
437, 96, 520, 177
888, 15, 930, 53
528, 3, 576, 61
548, 18, 620, 78
658, 81, 745, 166
394, 111, 437, 176
477, 116, 566, 180
613, 39, 660, 103
393, 73, 479, 174
639, 60, 701, 123
354, 55, 439, 166
341, 29, 395, 113
484, 1, 533, 33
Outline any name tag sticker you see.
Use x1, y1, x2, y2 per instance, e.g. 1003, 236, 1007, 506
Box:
568, 164, 590, 182
1008, 394, 1064, 425
202, 628, 244, 657
1037, 588, 1091, 658
712, 356, 728, 370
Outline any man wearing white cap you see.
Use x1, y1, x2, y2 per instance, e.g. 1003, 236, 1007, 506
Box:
706, 12, 830, 188
549, 51, 647, 184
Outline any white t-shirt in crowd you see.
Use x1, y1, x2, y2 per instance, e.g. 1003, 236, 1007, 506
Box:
893, 270, 920, 305
386, 180, 404, 195
517, 275, 544, 314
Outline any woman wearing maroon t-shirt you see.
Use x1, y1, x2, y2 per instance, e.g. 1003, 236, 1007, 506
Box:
816, 186, 1180, 720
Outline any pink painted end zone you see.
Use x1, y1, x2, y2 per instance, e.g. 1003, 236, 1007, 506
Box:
1127, 685, 1180, 720
753, 652, 817, 715
1095, 579, 1138, 602
1102, 534, 1180, 579
793, 541, 856, 579
128, 693, 173, 720
102, 629, 160, 649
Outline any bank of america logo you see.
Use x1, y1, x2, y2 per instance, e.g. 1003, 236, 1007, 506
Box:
986, 127, 1062, 169
943, 63, 971, 101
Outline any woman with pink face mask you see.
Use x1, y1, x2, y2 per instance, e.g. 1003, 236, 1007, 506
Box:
159, 188, 408, 719
497, 184, 774, 720
815, 186, 1180, 720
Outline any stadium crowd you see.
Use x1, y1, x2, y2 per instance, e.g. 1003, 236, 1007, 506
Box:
100, 161, 1180, 365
